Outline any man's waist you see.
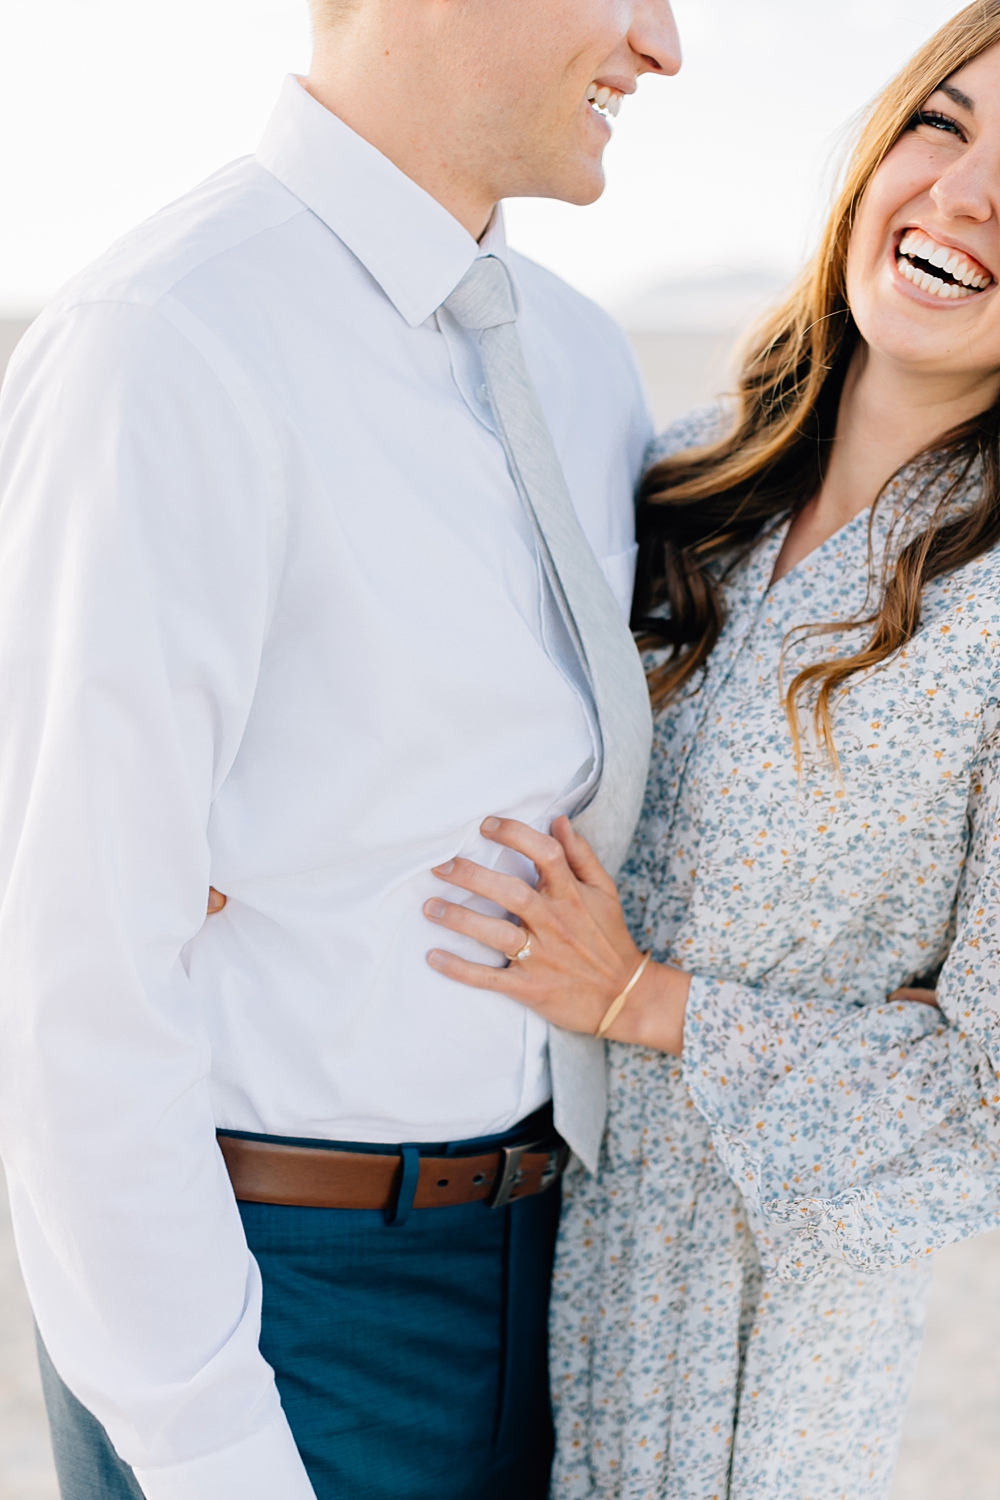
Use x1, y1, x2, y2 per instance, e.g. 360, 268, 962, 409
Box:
217, 1102, 568, 1215
199, 945, 554, 1130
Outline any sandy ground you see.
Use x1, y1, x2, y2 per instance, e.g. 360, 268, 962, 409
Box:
629, 328, 739, 429
0, 1189, 57, 1500
1, 320, 999, 1498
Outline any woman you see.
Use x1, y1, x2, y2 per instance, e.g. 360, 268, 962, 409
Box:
423, 4, 1000, 1496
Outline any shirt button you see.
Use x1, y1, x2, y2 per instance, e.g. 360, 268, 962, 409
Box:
476, 384, 490, 406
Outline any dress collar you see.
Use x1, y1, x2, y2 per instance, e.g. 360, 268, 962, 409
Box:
256, 75, 512, 328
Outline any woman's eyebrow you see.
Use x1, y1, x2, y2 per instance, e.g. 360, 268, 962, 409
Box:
940, 80, 975, 111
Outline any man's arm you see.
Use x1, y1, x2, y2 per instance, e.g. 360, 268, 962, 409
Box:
0, 301, 314, 1499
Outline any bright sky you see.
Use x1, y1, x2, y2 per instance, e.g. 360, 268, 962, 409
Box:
0, 0, 973, 316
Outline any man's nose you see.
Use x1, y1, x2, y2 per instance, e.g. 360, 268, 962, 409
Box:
629, 0, 682, 78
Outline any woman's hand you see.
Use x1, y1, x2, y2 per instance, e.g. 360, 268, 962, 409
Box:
424, 815, 689, 1053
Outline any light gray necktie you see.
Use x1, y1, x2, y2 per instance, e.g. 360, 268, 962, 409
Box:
444, 255, 653, 1169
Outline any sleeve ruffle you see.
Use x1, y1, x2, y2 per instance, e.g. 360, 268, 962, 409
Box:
683, 976, 1000, 1280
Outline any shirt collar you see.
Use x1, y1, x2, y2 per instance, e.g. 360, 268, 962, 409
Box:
256, 75, 513, 328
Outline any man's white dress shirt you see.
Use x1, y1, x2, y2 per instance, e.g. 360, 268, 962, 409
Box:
0, 78, 651, 1499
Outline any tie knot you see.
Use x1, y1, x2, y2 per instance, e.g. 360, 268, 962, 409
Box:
443, 255, 518, 331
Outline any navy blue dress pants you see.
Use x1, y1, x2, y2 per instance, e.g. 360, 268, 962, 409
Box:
38, 1111, 561, 1500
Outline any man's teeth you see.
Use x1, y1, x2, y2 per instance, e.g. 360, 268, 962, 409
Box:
585, 83, 622, 118
897, 230, 992, 299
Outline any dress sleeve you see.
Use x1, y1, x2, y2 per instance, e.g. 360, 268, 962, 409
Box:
643, 401, 735, 470
681, 736, 1000, 1282
0, 302, 315, 1498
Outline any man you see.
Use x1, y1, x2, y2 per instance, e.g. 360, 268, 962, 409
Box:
0, 1, 680, 1496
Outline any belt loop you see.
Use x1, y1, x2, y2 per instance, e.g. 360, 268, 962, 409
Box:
387, 1144, 420, 1227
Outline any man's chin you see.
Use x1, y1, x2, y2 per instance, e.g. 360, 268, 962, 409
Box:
502, 146, 606, 207
541, 159, 607, 208
567, 179, 607, 207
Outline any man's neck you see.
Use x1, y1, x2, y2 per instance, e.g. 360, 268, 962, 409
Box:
306, 44, 498, 240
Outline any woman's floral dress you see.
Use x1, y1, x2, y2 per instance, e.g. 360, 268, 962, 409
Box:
550, 407, 1000, 1500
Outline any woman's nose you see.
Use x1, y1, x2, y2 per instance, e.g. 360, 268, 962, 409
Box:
930, 147, 997, 225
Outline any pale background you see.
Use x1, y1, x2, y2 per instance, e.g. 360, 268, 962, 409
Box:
2, 0, 1000, 1496
0, 0, 983, 315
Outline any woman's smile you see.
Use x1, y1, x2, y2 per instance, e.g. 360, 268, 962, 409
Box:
893, 225, 995, 302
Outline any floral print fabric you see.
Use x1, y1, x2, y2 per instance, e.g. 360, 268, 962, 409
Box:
550, 406, 1000, 1498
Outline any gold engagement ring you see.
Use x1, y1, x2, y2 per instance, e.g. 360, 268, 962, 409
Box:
511, 932, 532, 962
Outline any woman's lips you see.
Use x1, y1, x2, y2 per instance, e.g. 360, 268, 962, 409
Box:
895, 228, 994, 302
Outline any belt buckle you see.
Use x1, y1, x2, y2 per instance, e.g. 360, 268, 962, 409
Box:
489, 1137, 568, 1210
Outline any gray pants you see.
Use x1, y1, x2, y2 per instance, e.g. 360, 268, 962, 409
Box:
37, 1333, 142, 1500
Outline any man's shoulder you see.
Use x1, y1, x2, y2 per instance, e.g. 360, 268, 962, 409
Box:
41, 156, 306, 329
508, 249, 652, 489
509, 249, 634, 363
3, 158, 313, 438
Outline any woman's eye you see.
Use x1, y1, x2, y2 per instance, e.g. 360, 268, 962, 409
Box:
909, 109, 965, 141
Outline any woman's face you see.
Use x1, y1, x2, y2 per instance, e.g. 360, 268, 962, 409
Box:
847, 42, 1000, 386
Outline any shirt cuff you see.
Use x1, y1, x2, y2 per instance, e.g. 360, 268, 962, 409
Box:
133, 1411, 316, 1500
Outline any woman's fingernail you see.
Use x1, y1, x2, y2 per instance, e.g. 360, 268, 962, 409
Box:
434, 860, 455, 876
482, 817, 501, 832
427, 950, 448, 969
425, 900, 447, 919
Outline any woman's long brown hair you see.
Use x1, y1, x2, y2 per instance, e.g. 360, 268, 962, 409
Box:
634, 0, 1000, 759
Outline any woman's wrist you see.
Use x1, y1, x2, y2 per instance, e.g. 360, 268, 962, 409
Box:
604, 958, 690, 1054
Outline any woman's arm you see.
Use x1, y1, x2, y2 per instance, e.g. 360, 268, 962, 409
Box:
422, 815, 936, 1051
423, 814, 690, 1051
423, 813, 994, 1279
663, 721, 1000, 1278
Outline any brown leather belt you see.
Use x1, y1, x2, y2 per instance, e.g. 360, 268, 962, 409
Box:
218, 1131, 570, 1212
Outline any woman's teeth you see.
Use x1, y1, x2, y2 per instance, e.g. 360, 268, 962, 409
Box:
897, 230, 993, 300
586, 83, 622, 118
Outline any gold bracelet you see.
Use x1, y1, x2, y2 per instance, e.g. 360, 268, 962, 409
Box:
595, 952, 652, 1039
